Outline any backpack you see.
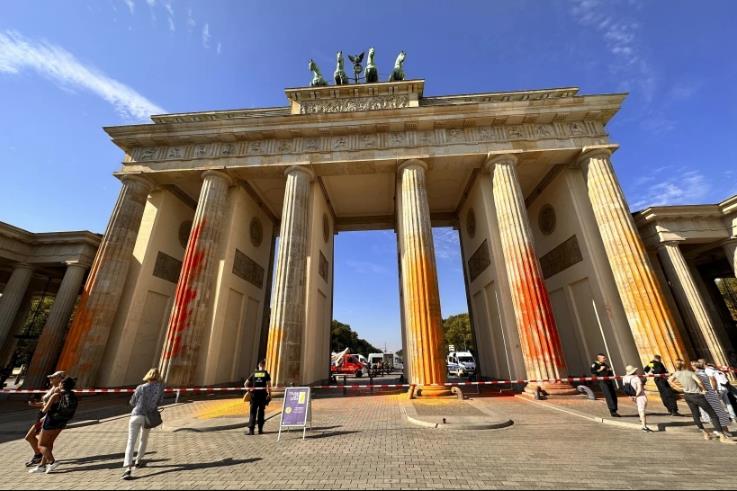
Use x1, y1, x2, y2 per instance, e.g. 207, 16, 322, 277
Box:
621, 382, 637, 397
53, 392, 78, 421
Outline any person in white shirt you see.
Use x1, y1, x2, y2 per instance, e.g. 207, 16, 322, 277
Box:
704, 362, 736, 422
622, 365, 652, 433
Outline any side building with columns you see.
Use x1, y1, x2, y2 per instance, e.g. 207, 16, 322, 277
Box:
45, 79, 735, 392
0, 221, 99, 388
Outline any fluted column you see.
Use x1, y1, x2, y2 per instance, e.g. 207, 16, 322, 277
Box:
579, 148, 687, 368
266, 166, 314, 387
397, 160, 448, 396
658, 241, 728, 366
725, 240, 737, 278
159, 170, 232, 386
488, 155, 574, 395
56, 175, 153, 387
0, 263, 34, 348
24, 261, 88, 388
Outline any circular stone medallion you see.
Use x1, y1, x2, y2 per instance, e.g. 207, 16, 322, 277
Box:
466, 208, 476, 238
539, 204, 556, 236
178, 221, 193, 249
250, 217, 264, 247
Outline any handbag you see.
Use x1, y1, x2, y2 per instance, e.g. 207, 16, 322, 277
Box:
243, 390, 252, 403
144, 409, 163, 429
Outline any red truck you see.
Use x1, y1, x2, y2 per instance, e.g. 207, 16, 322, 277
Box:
330, 350, 366, 378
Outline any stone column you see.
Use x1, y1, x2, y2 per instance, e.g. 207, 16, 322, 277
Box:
658, 241, 728, 367
488, 155, 574, 396
159, 170, 232, 386
0, 263, 34, 348
724, 240, 737, 278
266, 166, 314, 387
56, 175, 153, 387
579, 148, 688, 369
397, 160, 448, 396
24, 261, 88, 388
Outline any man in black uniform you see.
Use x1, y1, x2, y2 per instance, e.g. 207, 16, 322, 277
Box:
245, 360, 271, 435
643, 355, 681, 416
591, 353, 620, 417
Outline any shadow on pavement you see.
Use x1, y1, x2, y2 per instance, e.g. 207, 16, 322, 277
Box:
306, 430, 360, 439
55, 458, 169, 473
140, 457, 262, 479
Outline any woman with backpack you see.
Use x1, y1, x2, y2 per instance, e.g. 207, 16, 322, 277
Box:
122, 368, 165, 480
28, 376, 78, 474
622, 365, 653, 433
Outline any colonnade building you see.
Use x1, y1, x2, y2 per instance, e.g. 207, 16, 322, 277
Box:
1, 80, 736, 393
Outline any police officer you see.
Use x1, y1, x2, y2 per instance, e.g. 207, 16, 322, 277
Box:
592, 353, 620, 417
643, 355, 681, 416
245, 360, 271, 435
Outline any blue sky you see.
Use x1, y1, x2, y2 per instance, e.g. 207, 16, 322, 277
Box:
1, 1, 736, 351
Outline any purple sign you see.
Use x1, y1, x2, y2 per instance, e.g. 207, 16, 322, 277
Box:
280, 387, 311, 427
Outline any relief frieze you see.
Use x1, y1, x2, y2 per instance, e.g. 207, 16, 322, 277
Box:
299, 95, 411, 114
130, 120, 607, 163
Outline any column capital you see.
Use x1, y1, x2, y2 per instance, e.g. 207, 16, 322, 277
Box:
397, 159, 428, 174
658, 239, 685, 249
284, 165, 315, 181
577, 146, 614, 166
201, 169, 234, 186
484, 153, 519, 173
118, 173, 156, 193
12, 262, 34, 272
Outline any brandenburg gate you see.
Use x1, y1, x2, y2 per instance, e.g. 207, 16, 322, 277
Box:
53, 78, 717, 395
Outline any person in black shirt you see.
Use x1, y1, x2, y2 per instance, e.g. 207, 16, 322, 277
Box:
643, 355, 681, 416
591, 353, 620, 417
245, 360, 271, 435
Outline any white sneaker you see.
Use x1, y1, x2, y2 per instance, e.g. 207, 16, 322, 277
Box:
45, 461, 60, 473
28, 465, 46, 474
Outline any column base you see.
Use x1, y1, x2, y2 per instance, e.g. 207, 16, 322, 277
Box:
522, 382, 578, 398
415, 386, 453, 398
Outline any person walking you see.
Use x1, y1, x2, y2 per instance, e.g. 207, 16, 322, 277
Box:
244, 360, 271, 435
643, 355, 681, 416
591, 354, 619, 417
668, 359, 734, 444
622, 365, 652, 432
704, 362, 737, 422
23, 370, 64, 468
28, 377, 78, 474
122, 368, 165, 480
692, 360, 731, 432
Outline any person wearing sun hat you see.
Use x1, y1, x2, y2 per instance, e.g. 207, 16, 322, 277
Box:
23, 370, 65, 468
622, 365, 652, 432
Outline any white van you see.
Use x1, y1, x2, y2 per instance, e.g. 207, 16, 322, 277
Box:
447, 351, 476, 377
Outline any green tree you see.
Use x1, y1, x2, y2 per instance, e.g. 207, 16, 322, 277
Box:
442, 313, 473, 352
331, 320, 380, 357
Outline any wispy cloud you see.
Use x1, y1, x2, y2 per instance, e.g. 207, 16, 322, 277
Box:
217, 42, 222, 55
570, 0, 656, 102
0, 30, 165, 121
163, 0, 175, 31
433, 228, 461, 261
186, 8, 196, 31
628, 167, 711, 210
122, 0, 134, 14
202, 23, 211, 48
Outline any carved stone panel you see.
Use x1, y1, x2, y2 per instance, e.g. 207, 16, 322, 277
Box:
468, 240, 491, 282
319, 251, 329, 282
299, 95, 410, 114
153, 251, 183, 284
540, 235, 583, 279
538, 204, 557, 236
250, 217, 263, 248
233, 249, 265, 288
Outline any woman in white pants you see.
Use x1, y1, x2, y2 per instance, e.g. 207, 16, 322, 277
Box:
622, 365, 652, 433
122, 368, 164, 480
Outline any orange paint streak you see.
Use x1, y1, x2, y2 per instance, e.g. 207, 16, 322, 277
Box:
55, 289, 92, 371
161, 219, 206, 361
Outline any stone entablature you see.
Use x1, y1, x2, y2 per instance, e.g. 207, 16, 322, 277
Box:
286, 80, 423, 115
0, 221, 100, 267
123, 119, 608, 167
635, 196, 737, 248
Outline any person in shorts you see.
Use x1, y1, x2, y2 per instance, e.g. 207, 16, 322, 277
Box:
23, 370, 64, 468
28, 377, 78, 474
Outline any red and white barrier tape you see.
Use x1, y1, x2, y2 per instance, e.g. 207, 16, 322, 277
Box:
0, 373, 684, 395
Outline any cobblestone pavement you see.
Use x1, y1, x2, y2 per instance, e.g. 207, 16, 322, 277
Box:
2, 393, 737, 490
